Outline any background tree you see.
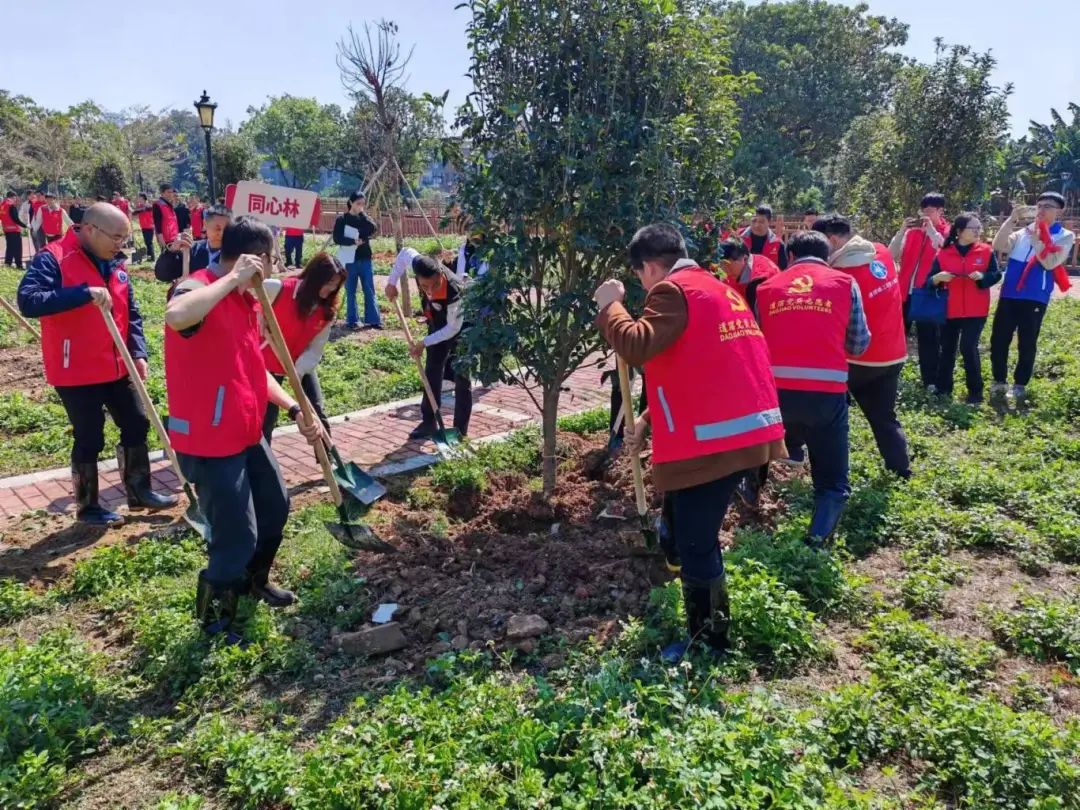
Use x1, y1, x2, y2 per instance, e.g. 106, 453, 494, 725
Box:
1024, 104, 1080, 206
242, 95, 345, 189
0, 91, 36, 190
22, 110, 80, 193
723, 0, 909, 207
86, 159, 127, 199
455, 0, 752, 494
109, 107, 183, 194
211, 131, 262, 191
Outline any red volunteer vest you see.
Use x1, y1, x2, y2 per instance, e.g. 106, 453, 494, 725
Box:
190, 206, 204, 239
937, 242, 994, 320
262, 277, 332, 375
898, 221, 949, 300
284, 227, 304, 237
40, 207, 63, 236
39, 250, 130, 387
112, 197, 130, 217
741, 228, 783, 265
643, 265, 784, 465
756, 261, 854, 393
839, 243, 906, 365
725, 253, 780, 298
154, 200, 179, 243
30, 199, 44, 218
165, 268, 267, 457
0, 201, 20, 233
137, 208, 154, 230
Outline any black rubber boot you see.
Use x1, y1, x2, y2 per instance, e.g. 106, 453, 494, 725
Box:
408, 421, 436, 440
247, 542, 296, 608
657, 494, 680, 574
195, 570, 245, 644
661, 575, 730, 663
117, 444, 179, 510
72, 462, 124, 527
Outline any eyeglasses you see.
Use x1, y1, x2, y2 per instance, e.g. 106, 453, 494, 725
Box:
1036, 202, 1062, 211
88, 224, 128, 243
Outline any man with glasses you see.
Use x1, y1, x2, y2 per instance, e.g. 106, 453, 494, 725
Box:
16, 203, 177, 526
990, 191, 1076, 401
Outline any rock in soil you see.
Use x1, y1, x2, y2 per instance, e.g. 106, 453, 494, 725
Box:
506, 613, 550, 640
337, 622, 408, 657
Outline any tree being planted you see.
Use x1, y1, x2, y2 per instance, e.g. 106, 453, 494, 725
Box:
455, 0, 752, 495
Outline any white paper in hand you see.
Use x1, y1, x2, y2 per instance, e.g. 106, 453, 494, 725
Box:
343, 225, 360, 240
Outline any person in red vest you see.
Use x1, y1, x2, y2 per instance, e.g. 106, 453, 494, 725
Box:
926, 213, 1002, 404
27, 191, 46, 252
152, 183, 180, 252
718, 238, 780, 310
16, 204, 178, 526
110, 191, 130, 219
32, 193, 73, 244
188, 195, 206, 240
283, 226, 305, 268
164, 216, 325, 642
260, 252, 345, 442
741, 204, 788, 269
593, 223, 786, 661
889, 192, 950, 384
755, 231, 871, 547
1, 192, 26, 269
133, 193, 156, 261
814, 214, 911, 478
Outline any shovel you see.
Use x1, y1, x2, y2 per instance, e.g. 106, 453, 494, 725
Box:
327, 443, 386, 509
100, 308, 210, 540
252, 274, 393, 553
0, 294, 40, 341
616, 357, 657, 548
392, 297, 463, 457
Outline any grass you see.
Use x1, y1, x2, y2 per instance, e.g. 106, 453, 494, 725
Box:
0, 236, 463, 477
0, 298, 1078, 807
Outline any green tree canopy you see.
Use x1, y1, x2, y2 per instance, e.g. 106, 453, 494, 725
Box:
242, 95, 345, 189
455, 0, 752, 493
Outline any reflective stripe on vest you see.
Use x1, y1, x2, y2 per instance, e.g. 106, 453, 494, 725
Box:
772, 365, 849, 383
694, 407, 784, 442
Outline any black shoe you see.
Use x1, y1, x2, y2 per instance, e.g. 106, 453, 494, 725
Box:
195, 570, 245, 644
965, 393, 984, 406
247, 545, 296, 608
72, 462, 124, 527
735, 468, 763, 508
117, 445, 179, 510
408, 422, 436, 440
661, 576, 729, 663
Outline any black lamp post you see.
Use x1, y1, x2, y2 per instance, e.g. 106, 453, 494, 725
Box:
194, 91, 218, 201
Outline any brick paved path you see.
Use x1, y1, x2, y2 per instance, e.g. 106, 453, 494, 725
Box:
0, 364, 610, 524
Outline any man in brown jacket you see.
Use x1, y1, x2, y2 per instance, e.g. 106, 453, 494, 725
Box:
594, 223, 787, 661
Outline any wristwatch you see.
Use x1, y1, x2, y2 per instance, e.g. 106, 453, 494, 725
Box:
288, 404, 302, 421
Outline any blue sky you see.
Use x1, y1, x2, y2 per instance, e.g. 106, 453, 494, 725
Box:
5, 0, 1078, 137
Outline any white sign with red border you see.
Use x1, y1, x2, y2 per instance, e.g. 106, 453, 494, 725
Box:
227, 181, 320, 229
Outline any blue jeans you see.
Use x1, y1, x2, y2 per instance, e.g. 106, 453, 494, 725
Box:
778, 390, 850, 539
345, 258, 380, 327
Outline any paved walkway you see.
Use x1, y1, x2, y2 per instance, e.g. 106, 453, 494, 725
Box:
0, 364, 610, 524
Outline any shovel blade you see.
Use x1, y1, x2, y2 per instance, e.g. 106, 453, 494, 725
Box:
183, 502, 211, 542
333, 463, 387, 506
326, 519, 396, 553
433, 428, 466, 458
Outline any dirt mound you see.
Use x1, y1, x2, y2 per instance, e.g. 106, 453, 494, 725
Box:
0, 345, 47, 399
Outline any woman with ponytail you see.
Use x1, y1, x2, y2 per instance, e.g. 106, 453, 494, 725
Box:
927, 213, 1002, 404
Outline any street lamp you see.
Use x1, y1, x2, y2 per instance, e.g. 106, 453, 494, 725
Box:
194, 91, 218, 201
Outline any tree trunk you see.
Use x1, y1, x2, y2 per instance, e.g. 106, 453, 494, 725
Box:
541, 384, 561, 497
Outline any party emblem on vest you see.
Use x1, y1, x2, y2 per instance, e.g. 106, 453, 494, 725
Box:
725, 287, 748, 311
787, 275, 814, 295
116, 270, 128, 284
870, 261, 888, 280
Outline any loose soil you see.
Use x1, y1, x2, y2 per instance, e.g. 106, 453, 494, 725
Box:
0, 344, 47, 399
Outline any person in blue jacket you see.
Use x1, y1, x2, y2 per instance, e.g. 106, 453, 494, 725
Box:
154, 204, 233, 284
989, 192, 1076, 401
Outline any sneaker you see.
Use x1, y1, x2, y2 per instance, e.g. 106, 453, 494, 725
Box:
347, 323, 362, 332
780, 445, 806, 467
1010, 385, 1027, 401
989, 382, 1008, 399
926, 384, 939, 395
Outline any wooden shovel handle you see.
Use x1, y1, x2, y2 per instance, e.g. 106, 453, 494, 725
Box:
392, 296, 444, 425
181, 246, 190, 279
616, 357, 647, 517
100, 307, 186, 487
251, 274, 342, 507
0, 295, 40, 341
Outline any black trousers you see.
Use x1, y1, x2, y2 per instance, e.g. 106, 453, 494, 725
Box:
3, 232, 22, 268
915, 321, 941, 387
420, 337, 472, 434
670, 471, 742, 582
262, 371, 331, 444
283, 235, 304, 266
141, 228, 155, 261
55, 378, 150, 465
848, 363, 911, 477
937, 317, 986, 399
990, 298, 1047, 387
177, 440, 289, 585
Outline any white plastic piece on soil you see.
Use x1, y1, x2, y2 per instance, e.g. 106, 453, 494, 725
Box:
372, 603, 399, 624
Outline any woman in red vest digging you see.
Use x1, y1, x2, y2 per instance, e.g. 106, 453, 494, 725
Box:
164, 216, 325, 643
927, 213, 1002, 405
260, 251, 346, 443
594, 223, 786, 662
